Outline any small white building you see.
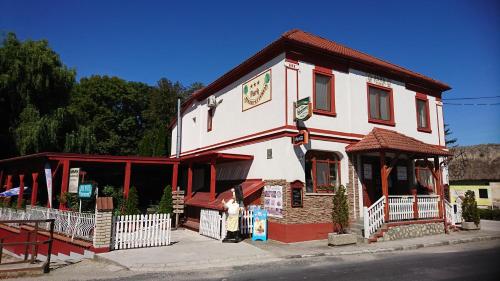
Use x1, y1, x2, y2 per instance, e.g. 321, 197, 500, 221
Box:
170, 30, 452, 242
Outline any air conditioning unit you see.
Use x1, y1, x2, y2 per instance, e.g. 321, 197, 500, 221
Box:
208, 95, 217, 108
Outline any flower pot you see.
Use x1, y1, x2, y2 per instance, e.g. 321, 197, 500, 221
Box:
461, 221, 480, 230
328, 233, 357, 246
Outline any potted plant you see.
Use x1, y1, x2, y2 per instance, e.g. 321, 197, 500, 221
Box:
461, 190, 480, 230
328, 185, 357, 246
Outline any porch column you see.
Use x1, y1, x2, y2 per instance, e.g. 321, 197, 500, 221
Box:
171, 163, 179, 191
434, 157, 443, 219
59, 159, 70, 209
187, 163, 193, 200
123, 161, 132, 199
30, 173, 39, 207
411, 187, 419, 220
17, 174, 25, 209
380, 152, 389, 221
6, 175, 12, 190
210, 158, 216, 202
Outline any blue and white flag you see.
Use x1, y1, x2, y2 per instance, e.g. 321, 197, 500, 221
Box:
0, 187, 30, 197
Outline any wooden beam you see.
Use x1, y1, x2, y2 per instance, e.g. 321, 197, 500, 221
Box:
30, 173, 39, 207
210, 158, 216, 202
17, 174, 25, 209
171, 163, 179, 191
380, 151, 389, 221
187, 163, 193, 200
123, 161, 132, 199
59, 160, 70, 209
6, 175, 12, 190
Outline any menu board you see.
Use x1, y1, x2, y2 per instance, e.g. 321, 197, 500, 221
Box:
263, 185, 283, 218
291, 187, 303, 208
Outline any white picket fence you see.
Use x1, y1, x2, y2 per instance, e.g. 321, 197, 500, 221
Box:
199, 208, 254, 240
388, 196, 415, 221
113, 213, 171, 250
0, 206, 95, 241
417, 195, 440, 219
363, 196, 386, 239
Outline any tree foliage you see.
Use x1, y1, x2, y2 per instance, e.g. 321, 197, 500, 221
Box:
0, 32, 75, 157
122, 186, 140, 215
332, 185, 349, 234
462, 190, 480, 225
0, 32, 203, 158
158, 185, 173, 214
444, 124, 458, 147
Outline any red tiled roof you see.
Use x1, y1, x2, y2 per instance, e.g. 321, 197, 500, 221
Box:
185, 179, 265, 210
345, 128, 452, 156
282, 29, 450, 90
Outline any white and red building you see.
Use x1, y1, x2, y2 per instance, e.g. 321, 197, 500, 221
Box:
170, 30, 453, 242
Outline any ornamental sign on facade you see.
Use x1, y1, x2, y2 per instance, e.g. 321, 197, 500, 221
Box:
367, 73, 391, 88
242, 69, 272, 111
294, 97, 312, 121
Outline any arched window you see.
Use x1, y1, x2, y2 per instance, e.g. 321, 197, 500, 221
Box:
305, 151, 341, 193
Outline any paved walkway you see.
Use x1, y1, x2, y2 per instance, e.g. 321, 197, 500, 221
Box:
96, 220, 500, 272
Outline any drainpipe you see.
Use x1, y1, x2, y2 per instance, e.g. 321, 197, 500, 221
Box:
176, 98, 182, 158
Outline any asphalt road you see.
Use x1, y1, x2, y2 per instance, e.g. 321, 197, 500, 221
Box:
98, 240, 500, 281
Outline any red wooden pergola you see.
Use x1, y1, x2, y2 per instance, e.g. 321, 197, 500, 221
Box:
0, 153, 179, 209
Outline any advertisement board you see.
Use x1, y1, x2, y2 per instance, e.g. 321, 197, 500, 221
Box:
252, 209, 267, 241
263, 185, 283, 218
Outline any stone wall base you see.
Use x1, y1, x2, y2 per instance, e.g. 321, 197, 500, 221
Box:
380, 222, 445, 242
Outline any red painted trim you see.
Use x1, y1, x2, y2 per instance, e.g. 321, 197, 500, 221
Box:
172, 163, 179, 190
210, 159, 216, 202
59, 160, 70, 209
187, 163, 193, 199
241, 68, 272, 112
30, 173, 39, 206
303, 127, 365, 139
268, 221, 334, 242
89, 246, 111, 253
123, 161, 131, 198
313, 67, 336, 116
17, 174, 24, 209
285, 65, 288, 126
367, 83, 395, 126
415, 93, 432, 133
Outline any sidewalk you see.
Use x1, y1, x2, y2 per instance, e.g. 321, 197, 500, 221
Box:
96, 220, 500, 272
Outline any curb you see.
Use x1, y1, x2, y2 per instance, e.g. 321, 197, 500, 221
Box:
283, 235, 500, 259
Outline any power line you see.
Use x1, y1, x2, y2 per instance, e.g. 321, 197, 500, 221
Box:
443, 95, 500, 101
443, 102, 500, 106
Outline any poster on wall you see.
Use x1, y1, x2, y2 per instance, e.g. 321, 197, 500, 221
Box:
44, 163, 52, 208
397, 166, 407, 181
363, 164, 372, 180
68, 168, 80, 193
242, 69, 272, 111
263, 185, 283, 218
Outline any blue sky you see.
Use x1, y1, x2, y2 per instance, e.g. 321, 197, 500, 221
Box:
1, 0, 499, 145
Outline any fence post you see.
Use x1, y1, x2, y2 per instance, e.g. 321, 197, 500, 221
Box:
93, 197, 114, 252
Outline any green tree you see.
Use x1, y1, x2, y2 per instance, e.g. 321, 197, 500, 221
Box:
332, 185, 349, 234
462, 190, 480, 225
0, 32, 75, 157
157, 186, 173, 214
65, 75, 151, 155
122, 186, 140, 215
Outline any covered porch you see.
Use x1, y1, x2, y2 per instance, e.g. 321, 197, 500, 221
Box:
346, 128, 452, 239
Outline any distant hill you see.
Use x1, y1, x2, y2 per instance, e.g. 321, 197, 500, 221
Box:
448, 144, 500, 182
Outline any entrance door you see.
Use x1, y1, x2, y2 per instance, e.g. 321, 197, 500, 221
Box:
361, 157, 382, 207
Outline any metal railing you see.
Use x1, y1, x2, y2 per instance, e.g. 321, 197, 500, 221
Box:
0, 219, 55, 274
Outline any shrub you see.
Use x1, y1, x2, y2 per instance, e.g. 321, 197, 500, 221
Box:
102, 185, 123, 216
158, 186, 173, 214
462, 190, 480, 225
122, 186, 140, 215
478, 208, 500, 221
332, 185, 349, 234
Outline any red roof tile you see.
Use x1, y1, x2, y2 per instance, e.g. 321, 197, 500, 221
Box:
345, 128, 451, 156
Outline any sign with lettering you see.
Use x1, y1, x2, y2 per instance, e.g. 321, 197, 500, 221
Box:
292, 130, 309, 146
367, 73, 391, 88
263, 185, 283, 218
294, 97, 312, 121
242, 69, 272, 111
68, 168, 80, 193
78, 183, 93, 199
252, 209, 268, 241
